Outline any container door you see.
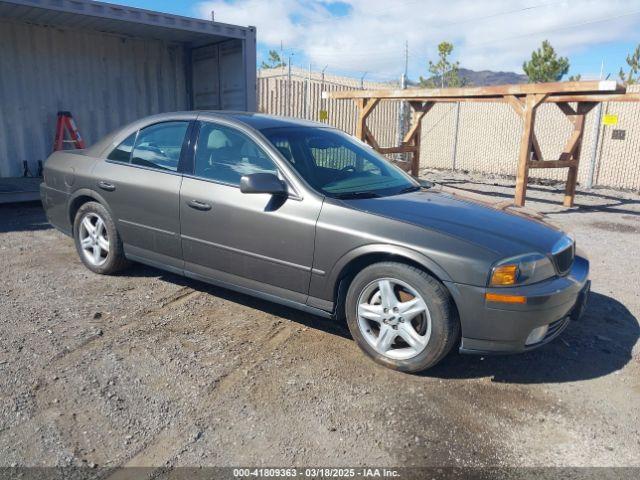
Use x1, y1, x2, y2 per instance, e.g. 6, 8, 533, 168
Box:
219, 40, 247, 111
192, 44, 221, 110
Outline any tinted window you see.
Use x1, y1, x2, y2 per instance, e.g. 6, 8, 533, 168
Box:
262, 128, 417, 198
194, 122, 277, 185
107, 132, 137, 163
131, 122, 188, 171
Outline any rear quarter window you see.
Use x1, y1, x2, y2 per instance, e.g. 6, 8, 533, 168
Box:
107, 132, 137, 163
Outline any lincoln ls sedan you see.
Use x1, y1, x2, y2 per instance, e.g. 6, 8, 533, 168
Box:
40, 112, 590, 372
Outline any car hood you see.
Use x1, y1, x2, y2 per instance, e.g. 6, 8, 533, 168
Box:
340, 189, 566, 257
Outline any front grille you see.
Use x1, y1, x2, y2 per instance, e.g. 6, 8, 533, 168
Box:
552, 238, 575, 275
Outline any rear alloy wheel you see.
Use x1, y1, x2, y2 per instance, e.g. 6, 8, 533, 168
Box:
73, 201, 129, 274
78, 212, 110, 267
345, 262, 459, 372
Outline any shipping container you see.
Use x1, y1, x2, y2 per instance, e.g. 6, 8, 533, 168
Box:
0, 0, 257, 189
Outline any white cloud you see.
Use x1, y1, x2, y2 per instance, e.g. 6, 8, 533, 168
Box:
196, 0, 640, 78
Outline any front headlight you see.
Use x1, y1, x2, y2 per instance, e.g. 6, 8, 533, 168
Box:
489, 253, 556, 287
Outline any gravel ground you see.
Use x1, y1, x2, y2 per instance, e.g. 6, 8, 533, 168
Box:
0, 170, 638, 471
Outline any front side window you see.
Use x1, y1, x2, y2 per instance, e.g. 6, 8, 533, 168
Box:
130, 121, 189, 171
194, 122, 278, 185
262, 127, 418, 198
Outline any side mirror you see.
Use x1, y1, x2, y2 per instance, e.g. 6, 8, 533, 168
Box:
240, 173, 287, 196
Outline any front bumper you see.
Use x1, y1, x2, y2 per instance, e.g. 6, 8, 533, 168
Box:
444, 255, 590, 354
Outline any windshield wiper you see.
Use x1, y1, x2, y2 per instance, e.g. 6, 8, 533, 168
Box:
396, 185, 421, 194
334, 191, 382, 199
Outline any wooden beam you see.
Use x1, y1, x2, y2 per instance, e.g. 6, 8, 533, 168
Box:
363, 125, 380, 150
403, 102, 433, 143
527, 160, 576, 168
531, 134, 543, 162
361, 98, 380, 118
505, 95, 524, 116
328, 80, 623, 100
391, 160, 413, 172
545, 93, 640, 103
377, 145, 418, 154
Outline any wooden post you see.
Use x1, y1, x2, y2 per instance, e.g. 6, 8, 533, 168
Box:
404, 102, 433, 177
559, 102, 596, 207
355, 98, 380, 141
514, 94, 546, 207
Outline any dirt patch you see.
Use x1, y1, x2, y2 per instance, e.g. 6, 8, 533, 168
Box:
1, 176, 639, 470
590, 221, 639, 234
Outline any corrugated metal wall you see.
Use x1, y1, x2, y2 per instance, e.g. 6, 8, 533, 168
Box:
258, 69, 640, 191
0, 19, 188, 177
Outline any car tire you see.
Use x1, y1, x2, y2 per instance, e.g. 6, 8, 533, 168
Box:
345, 262, 459, 373
73, 201, 129, 275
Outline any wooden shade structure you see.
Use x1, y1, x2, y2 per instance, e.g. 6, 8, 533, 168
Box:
329, 81, 640, 207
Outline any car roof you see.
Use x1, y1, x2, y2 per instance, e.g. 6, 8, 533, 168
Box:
196, 111, 332, 131
88, 111, 334, 158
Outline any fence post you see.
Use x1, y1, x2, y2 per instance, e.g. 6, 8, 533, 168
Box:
451, 102, 461, 170
586, 102, 603, 189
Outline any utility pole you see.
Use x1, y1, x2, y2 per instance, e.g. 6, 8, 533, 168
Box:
287, 53, 293, 116
360, 71, 368, 90
320, 65, 328, 123
396, 40, 409, 154
306, 63, 311, 120
586, 59, 605, 189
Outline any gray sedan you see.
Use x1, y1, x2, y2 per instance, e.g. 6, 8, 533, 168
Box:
40, 112, 590, 372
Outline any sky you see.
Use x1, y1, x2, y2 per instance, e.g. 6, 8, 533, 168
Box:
105, 0, 640, 82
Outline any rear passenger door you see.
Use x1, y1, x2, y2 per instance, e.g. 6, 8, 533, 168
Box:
92, 119, 192, 270
179, 121, 322, 304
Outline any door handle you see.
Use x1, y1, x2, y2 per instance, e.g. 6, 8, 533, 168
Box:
187, 199, 212, 211
97, 180, 116, 192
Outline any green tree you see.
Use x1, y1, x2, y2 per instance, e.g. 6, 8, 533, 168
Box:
522, 40, 569, 83
568, 74, 582, 81
619, 44, 640, 84
419, 41, 467, 88
260, 50, 286, 69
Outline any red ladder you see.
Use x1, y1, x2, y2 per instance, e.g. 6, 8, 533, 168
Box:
53, 111, 86, 151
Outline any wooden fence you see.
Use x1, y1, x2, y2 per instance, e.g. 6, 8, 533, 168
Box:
258, 69, 640, 191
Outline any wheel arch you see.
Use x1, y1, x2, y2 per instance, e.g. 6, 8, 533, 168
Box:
329, 245, 455, 320
67, 189, 114, 227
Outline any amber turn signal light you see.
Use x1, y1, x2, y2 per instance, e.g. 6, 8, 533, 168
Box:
485, 293, 527, 304
490, 264, 518, 286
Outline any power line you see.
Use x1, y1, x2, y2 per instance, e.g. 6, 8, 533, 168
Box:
289, 1, 564, 61
466, 8, 640, 49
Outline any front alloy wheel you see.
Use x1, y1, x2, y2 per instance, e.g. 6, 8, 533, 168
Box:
345, 262, 459, 372
357, 278, 431, 360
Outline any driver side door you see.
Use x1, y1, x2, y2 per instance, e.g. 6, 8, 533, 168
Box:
179, 121, 323, 304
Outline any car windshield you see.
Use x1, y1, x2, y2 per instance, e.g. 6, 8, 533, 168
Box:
261, 127, 419, 198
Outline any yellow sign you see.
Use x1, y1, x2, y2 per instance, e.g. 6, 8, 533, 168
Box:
319, 110, 328, 121
602, 114, 618, 126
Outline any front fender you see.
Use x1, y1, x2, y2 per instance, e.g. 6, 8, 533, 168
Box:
323, 243, 453, 300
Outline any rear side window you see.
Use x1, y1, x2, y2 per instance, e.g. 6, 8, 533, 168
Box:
107, 132, 137, 163
131, 121, 189, 172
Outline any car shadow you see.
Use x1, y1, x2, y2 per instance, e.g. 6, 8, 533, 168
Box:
426, 292, 639, 384
124, 263, 352, 341
0, 201, 53, 233
126, 263, 637, 384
